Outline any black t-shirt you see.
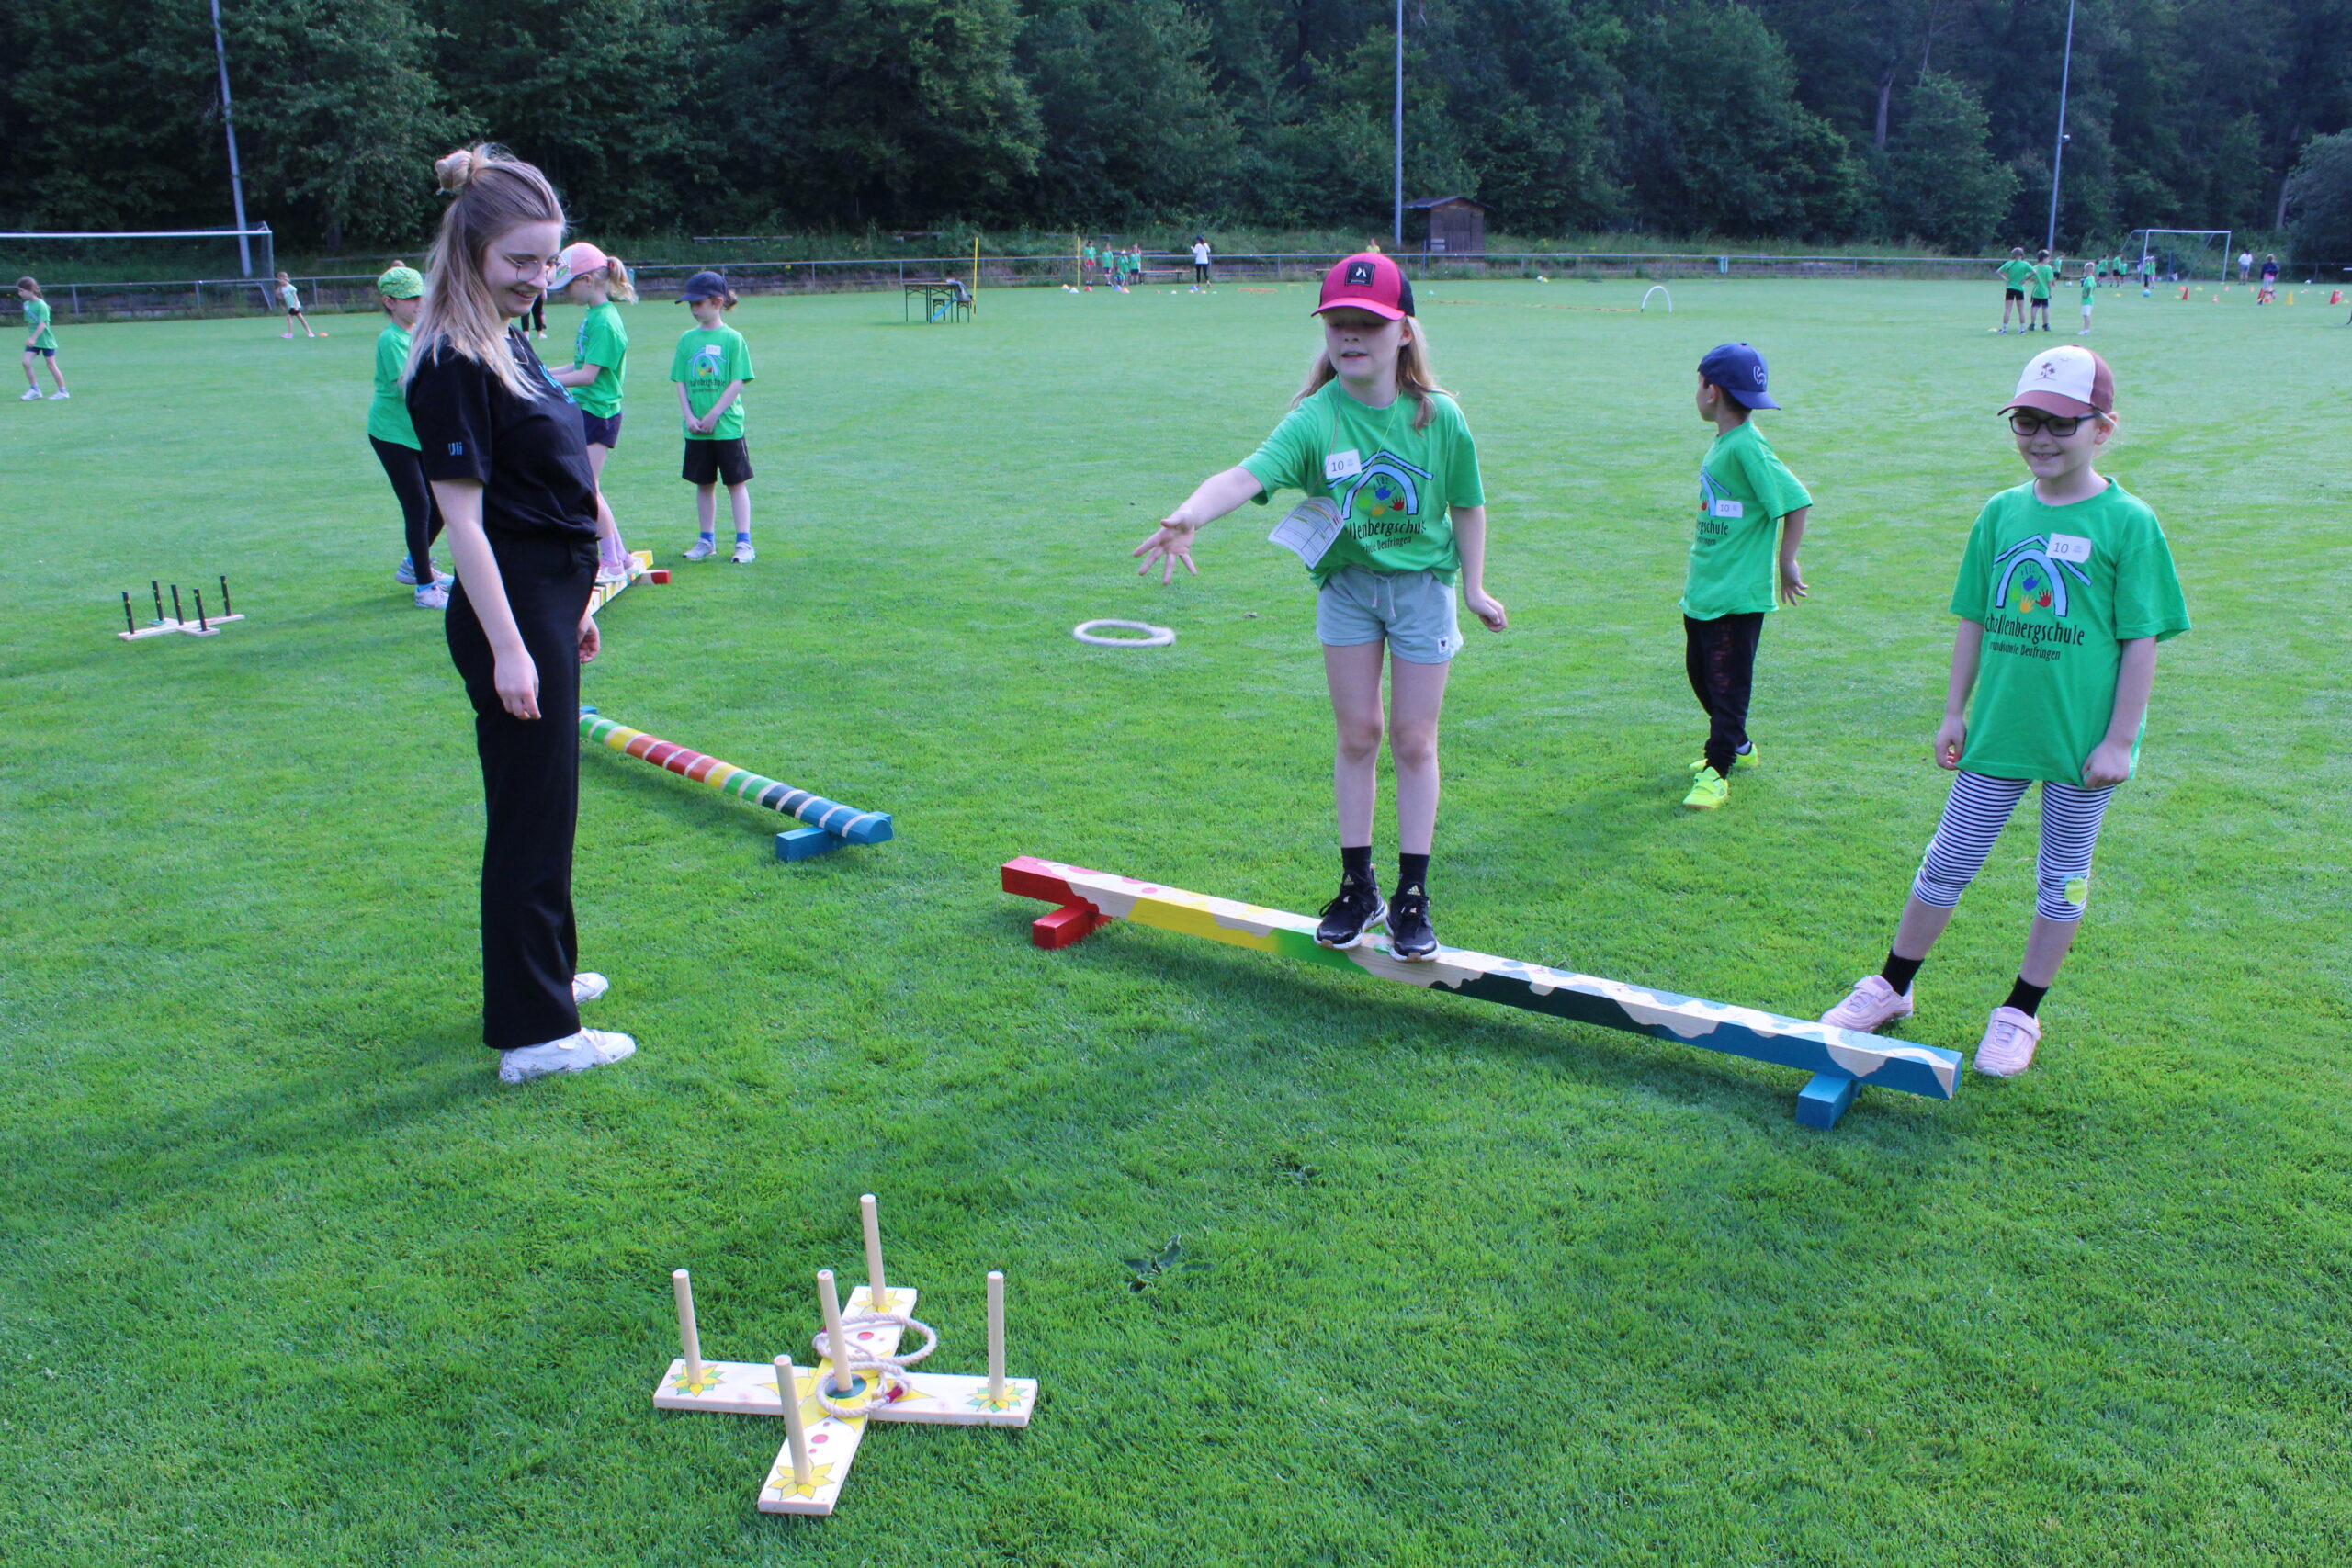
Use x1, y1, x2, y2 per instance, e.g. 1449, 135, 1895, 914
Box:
406, 327, 596, 539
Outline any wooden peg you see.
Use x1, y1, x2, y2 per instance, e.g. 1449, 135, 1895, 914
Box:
672, 1269, 702, 1385
817, 1269, 855, 1395
859, 1193, 887, 1309
986, 1270, 1007, 1404
775, 1356, 812, 1484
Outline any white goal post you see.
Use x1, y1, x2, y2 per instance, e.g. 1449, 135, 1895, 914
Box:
0, 225, 275, 279
2125, 229, 2231, 283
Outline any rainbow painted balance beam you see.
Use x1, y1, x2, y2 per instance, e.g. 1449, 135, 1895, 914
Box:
1002, 857, 1960, 1129
581, 710, 892, 861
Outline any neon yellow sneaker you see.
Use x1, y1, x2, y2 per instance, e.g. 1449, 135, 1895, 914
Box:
1688, 744, 1760, 773
1681, 767, 1729, 809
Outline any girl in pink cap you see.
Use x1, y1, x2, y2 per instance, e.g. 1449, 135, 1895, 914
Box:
1818, 346, 2188, 1077
547, 241, 637, 581
1132, 253, 1507, 961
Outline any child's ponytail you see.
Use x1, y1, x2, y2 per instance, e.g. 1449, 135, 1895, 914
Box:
602, 257, 637, 303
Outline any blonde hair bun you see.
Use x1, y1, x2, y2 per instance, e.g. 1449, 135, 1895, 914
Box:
434, 147, 483, 195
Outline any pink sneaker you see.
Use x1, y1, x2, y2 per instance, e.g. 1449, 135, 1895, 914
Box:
1820, 975, 1915, 1032
1973, 1006, 2042, 1077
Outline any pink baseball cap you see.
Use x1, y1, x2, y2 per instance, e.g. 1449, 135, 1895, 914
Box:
548, 242, 611, 292
2004, 345, 2114, 417
1315, 252, 1415, 320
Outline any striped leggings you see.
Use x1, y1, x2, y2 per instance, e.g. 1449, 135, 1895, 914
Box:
1912, 772, 2116, 923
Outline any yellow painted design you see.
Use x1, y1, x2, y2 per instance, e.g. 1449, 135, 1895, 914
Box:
966, 1387, 1022, 1412
669, 1362, 726, 1396
763, 1458, 838, 1499
2064, 875, 2089, 907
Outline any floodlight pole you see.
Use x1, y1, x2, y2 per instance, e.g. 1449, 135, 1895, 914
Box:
1392, 0, 1405, 249
2044, 0, 2076, 255
209, 0, 253, 276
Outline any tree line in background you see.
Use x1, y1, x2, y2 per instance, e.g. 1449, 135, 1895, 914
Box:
5, 0, 2350, 259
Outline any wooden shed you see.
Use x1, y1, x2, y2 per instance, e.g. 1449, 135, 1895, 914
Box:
1405, 196, 1487, 256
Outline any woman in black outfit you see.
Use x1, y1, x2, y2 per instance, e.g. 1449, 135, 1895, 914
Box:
404, 143, 636, 1085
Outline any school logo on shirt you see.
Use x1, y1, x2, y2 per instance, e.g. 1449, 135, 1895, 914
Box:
1984, 534, 2092, 655
1336, 453, 1432, 541
690, 344, 728, 380
1695, 468, 1745, 539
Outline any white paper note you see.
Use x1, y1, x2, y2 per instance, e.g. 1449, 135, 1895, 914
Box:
1269, 496, 1347, 569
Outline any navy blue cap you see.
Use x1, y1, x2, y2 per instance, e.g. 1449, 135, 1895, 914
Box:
1697, 342, 1780, 409
675, 269, 731, 303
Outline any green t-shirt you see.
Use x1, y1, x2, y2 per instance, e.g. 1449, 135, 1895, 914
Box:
1999, 259, 2033, 289
570, 301, 628, 418
1949, 479, 2190, 783
1681, 419, 1813, 619
1240, 379, 1486, 586
2079, 273, 2097, 301
2029, 264, 2054, 300
279, 283, 300, 310
368, 322, 417, 448
670, 324, 753, 441
21, 297, 54, 350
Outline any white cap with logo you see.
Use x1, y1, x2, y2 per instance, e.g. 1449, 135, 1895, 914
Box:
2004, 345, 2114, 418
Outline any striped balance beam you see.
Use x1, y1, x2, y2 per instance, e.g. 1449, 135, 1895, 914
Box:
580, 710, 893, 859
1001, 856, 1959, 1129
588, 549, 662, 615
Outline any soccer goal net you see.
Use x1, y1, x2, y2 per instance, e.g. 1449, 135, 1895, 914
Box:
2124, 229, 2232, 283
0, 226, 276, 287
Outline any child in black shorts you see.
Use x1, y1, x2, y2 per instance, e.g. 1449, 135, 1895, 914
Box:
669, 271, 757, 563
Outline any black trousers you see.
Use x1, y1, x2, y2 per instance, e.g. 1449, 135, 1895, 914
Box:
370, 436, 444, 579
526, 297, 547, 333
1684, 612, 1764, 777
446, 533, 597, 1049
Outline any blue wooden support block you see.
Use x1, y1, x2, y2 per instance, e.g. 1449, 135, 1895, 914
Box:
1794, 1071, 1860, 1129
775, 826, 847, 862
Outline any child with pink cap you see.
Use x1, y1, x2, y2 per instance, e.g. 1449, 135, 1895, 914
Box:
1818, 346, 2189, 1077
1132, 253, 1506, 961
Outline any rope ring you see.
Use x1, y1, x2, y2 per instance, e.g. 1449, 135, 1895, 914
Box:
810, 1310, 939, 1418
1073, 618, 1174, 649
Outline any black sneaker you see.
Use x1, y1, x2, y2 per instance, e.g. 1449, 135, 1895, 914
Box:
1386, 890, 1438, 960
1315, 880, 1386, 948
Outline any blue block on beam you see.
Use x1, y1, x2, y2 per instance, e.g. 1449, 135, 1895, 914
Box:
1794, 1072, 1859, 1128
775, 826, 846, 862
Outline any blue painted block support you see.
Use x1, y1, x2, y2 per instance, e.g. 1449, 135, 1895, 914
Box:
775, 826, 848, 862
1794, 1072, 1860, 1129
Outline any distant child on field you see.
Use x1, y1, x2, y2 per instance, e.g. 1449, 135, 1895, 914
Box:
548, 241, 638, 581
367, 265, 450, 606
17, 277, 66, 400
1996, 247, 2032, 333
276, 272, 317, 338
2077, 261, 2098, 333
2028, 250, 2055, 332
1819, 346, 2188, 1077
1679, 342, 1811, 811
2257, 254, 2279, 303
1132, 253, 1505, 959
670, 270, 756, 563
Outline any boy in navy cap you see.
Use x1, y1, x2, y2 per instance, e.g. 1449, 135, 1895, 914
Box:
1679, 342, 1811, 810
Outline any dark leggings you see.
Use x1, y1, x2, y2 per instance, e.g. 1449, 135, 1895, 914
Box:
445, 532, 597, 1049
370, 436, 444, 580
1684, 612, 1765, 776
526, 296, 547, 333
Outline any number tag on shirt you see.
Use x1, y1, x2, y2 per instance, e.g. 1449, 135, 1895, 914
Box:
2045, 533, 2092, 562
1324, 449, 1363, 482
1711, 499, 1745, 519
1269, 496, 1347, 569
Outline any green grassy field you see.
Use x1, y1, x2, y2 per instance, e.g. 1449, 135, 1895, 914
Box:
2, 276, 2346, 1566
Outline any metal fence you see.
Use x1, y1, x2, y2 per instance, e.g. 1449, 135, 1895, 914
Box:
40, 251, 2352, 321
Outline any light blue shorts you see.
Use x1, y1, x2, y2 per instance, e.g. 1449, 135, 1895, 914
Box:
1315, 565, 1461, 664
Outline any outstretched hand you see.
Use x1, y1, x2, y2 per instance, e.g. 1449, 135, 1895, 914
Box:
1132, 519, 1199, 585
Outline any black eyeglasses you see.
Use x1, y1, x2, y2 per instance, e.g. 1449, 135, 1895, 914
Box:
2007, 410, 2094, 437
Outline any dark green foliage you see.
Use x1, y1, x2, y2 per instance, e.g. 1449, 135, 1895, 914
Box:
0, 0, 2346, 248
2285, 130, 2352, 262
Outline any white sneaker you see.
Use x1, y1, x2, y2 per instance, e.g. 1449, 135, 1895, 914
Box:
1973, 1006, 2042, 1077
19, 389, 40, 400
682, 537, 718, 561
413, 582, 450, 610
46, 390, 68, 400
395, 558, 452, 587
571, 971, 610, 1004
497, 1028, 636, 1084
1820, 974, 1916, 1032
730, 540, 756, 564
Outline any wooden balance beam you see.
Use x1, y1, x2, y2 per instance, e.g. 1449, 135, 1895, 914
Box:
1001, 856, 1960, 1129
